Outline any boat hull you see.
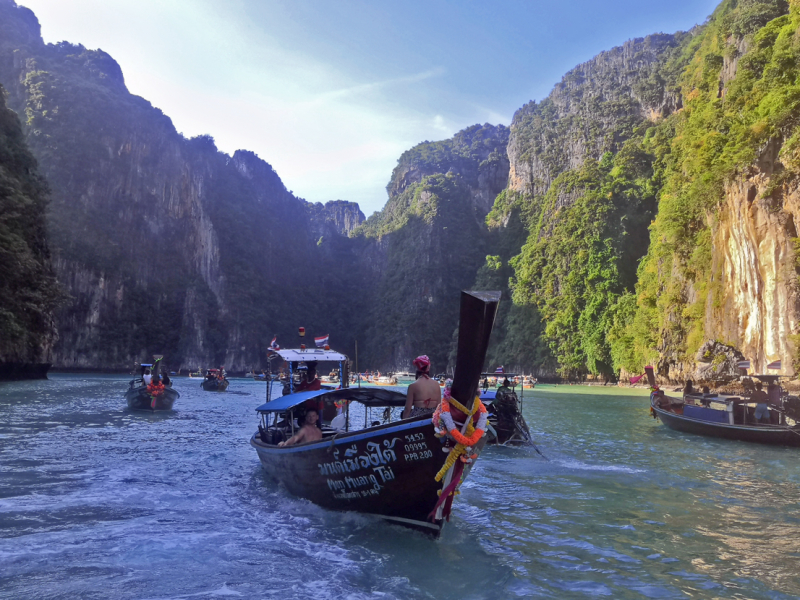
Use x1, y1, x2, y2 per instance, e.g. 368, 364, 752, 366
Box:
652, 396, 800, 447
250, 415, 486, 536
125, 386, 179, 411
201, 378, 229, 392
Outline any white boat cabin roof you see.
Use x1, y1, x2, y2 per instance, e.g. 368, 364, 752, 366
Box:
271, 348, 347, 362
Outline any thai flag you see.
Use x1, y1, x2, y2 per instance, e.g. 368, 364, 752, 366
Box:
270, 337, 280, 350
315, 334, 329, 348
736, 360, 750, 369
495, 366, 504, 373
767, 360, 782, 370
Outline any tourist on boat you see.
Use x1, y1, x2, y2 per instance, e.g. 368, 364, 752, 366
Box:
402, 355, 442, 418
683, 379, 694, 395
295, 361, 321, 392
752, 382, 770, 423
278, 408, 322, 447
482, 377, 489, 393
143, 369, 152, 385
497, 378, 512, 395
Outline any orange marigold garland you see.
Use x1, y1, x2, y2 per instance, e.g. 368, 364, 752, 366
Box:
432, 389, 488, 482
147, 381, 165, 409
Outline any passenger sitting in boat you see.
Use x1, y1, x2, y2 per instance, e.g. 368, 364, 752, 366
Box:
295, 362, 322, 392
497, 378, 513, 395
700, 385, 711, 406
402, 355, 441, 418
162, 372, 171, 386
143, 369, 152, 385
752, 382, 770, 423
278, 408, 322, 447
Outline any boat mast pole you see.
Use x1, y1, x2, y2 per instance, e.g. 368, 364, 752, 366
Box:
356, 340, 360, 389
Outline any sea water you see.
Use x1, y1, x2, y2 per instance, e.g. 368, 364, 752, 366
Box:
1, 375, 799, 599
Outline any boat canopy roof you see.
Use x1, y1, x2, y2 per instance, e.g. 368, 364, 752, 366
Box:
480, 372, 518, 377
750, 374, 787, 382
270, 348, 348, 362
139, 363, 153, 368
255, 387, 407, 413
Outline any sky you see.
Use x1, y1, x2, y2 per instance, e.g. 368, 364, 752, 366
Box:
20, 0, 721, 216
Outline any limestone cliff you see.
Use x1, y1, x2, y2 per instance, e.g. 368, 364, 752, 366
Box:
0, 81, 59, 378
0, 0, 361, 371
353, 124, 510, 371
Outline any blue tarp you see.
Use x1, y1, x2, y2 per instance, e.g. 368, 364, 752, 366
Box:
255, 387, 408, 412
684, 404, 729, 423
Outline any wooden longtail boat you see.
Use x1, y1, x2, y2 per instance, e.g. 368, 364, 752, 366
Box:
250, 290, 501, 537
201, 369, 229, 392
647, 366, 800, 446
125, 356, 179, 411
478, 372, 532, 446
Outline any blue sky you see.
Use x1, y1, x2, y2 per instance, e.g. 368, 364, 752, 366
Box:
21, 0, 720, 215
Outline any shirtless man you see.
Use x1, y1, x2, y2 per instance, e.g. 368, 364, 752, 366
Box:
402, 355, 442, 419
278, 409, 322, 447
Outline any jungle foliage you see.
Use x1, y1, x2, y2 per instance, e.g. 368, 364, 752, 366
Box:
0, 83, 60, 362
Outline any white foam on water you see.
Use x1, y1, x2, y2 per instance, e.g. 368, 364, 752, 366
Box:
553, 457, 645, 474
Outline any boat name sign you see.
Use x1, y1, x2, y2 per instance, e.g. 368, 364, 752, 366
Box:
319, 435, 434, 499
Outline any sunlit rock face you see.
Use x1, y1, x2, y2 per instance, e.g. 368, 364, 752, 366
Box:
305, 200, 365, 239
706, 144, 800, 376
507, 34, 682, 199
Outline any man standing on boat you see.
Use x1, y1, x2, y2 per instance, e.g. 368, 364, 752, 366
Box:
752, 382, 770, 423
402, 355, 442, 418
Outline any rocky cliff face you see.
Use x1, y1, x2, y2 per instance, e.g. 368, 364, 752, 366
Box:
705, 143, 800, 375
354, 124, 510, 371
506, 34, 684, 201
0, 0, 362, 371
0, 80, 59, 378
305, 200, 365, 239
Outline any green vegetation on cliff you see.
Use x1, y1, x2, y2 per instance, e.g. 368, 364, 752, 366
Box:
0, 83, 59, 363
616, 0, 797, 373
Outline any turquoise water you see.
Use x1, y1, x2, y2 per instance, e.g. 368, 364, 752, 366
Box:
1, 376, 799, 599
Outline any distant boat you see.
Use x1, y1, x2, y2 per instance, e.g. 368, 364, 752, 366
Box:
647, 367, 800, 446
392, 371, 415, 383
479, 379, 532, 446
125, 356, 179, 411
201, 369, 229, 392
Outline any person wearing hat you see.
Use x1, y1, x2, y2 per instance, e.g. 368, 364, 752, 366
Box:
402, 355, 441, 419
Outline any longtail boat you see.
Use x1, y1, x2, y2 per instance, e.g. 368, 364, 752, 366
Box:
647, 366, 800, 446
125, 355, 179, 411
250, 290, 500, 537
478, 372, 532, 446
201, 369, 229, 392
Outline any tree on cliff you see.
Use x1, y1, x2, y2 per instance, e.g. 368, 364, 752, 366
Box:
0, 83, 59, 369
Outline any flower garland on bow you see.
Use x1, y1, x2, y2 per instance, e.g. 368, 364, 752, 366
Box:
147, 381, 165, 409
431, 389, 488, 482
